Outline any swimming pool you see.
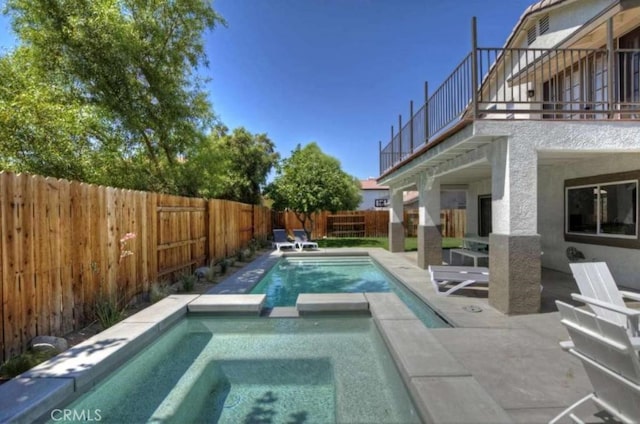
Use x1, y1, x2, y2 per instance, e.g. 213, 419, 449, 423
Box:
250, 256, 449, 328
56, 315, 420, 423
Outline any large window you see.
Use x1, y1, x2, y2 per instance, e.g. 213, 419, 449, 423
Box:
565, 173, 638, 247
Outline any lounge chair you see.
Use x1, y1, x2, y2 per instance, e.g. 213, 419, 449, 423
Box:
428, 265, 489, 296
272, 229, 295, 251
551, 300, 640, 423
292, 229, 318, 251
569, 262, 640, 337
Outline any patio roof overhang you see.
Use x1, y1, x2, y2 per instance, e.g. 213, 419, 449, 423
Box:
377, 121, 498, 189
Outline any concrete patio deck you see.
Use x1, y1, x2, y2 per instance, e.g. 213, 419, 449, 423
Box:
377, 249, 596, 423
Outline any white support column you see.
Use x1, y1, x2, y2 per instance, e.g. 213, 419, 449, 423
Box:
417, 173, 442, 268
489, 138, 541, 314
388, 188, 405, 252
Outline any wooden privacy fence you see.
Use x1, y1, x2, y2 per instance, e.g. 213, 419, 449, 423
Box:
405, 209, 466, 238
275, 208, 466, 239
0, 171, 271, 361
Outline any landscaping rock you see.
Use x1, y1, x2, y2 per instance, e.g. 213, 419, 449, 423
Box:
29, 336, 67, 352
194, 267, 210, 280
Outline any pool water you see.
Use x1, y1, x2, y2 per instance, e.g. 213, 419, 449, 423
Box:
250, 256, 449, 328
57, 316, 420, 424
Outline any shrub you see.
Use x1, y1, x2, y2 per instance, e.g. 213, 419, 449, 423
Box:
0, 348, 60, 379
178, 272, 197, 292
94, 293, 125, 330
236, 249, 246, 262
219, 258, 229, 275
150, 280, 171, 303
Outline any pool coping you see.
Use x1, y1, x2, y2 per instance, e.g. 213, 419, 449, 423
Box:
0, 249, 512, 424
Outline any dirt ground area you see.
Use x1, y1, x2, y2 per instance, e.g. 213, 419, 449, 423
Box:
63, 258, 258, 347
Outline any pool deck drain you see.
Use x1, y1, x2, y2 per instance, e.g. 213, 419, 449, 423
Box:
0, 248, 593, 424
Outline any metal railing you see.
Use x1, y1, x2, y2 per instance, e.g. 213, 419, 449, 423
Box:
379, 46, 640, 175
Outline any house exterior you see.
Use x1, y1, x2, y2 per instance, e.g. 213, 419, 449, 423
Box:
359, 178, 390, 210
377, 0, 640, 314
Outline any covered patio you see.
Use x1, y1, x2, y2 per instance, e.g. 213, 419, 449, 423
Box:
380, 119, 640, 315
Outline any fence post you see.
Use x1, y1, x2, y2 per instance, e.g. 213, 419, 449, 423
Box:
424, 81, 429, 143
409, 100, 414, 153
471, 17, 479, 120
607, 17, 615, 117
398, 114, 402, 160
390, 125, 395, 165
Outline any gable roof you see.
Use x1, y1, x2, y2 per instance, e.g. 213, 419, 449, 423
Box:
360, 178, 389, 190
503, 0, 578, 48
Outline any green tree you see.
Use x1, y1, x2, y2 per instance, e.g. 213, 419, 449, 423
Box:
0, 47, 105, 180
3, 0, 224, 192
210, 126, 279, 204
267, 143, 361, 237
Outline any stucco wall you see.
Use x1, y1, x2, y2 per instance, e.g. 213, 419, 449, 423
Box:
474, 120, 640, 288
360, 189, 388, 210
538, 153, 640, 288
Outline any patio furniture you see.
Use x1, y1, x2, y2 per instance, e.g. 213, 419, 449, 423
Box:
292, 229, 318, 251
272, 229, 295, 251
569, 262, 640, 337
551, 300, 640, 423
428, 265, 489, 296
449, 235, 489, 267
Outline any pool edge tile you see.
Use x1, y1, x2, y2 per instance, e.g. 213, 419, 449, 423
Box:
21, 322, 160, 391
0, 377, 74, 424
122, 294, 197, 330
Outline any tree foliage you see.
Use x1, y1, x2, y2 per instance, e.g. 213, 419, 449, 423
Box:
267, 143, 361, 236
178, 125, 279, 202
210, 125, 279, 204
1, 0, 224, 193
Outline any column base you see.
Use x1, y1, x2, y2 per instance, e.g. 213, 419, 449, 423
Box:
389, 222, 405, 253
488, 234, 541, 315
417, 225, 442, 269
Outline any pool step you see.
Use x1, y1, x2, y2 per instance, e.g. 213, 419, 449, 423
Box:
296, 293, 369, 313
188, 294, 266, 314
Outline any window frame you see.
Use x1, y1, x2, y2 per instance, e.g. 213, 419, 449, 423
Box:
564, 171, 639, 248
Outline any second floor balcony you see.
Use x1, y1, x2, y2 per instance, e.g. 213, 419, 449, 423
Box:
379, 20, 640, 176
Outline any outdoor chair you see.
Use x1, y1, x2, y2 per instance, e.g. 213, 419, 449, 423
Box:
272, 229, 295, 251
428, 265, 489, 296
551, 300, 640, 423
292, 229, 318, 251
569, 262, 640, 338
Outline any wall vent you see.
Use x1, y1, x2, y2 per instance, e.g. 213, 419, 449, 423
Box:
539, 14, 550, 35
527, 26, 537, 45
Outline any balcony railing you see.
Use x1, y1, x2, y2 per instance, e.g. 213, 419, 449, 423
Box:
379, 46, 640, 175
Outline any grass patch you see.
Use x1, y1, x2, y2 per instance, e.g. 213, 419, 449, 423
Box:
316, 237, 461, 251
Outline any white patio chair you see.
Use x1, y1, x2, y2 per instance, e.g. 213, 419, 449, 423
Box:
272, 229, 295, 251
569, 262, 640, 337
552, 300, 640, 424
292, 229, 318, 251
428, 265, 489, 296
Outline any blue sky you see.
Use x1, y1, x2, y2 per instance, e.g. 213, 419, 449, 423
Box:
0, 0, 534, 180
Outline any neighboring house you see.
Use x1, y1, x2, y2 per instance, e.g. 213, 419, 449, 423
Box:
378, 0, 640, 314
359, 178, 389, 210
360, 178, 465, 210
